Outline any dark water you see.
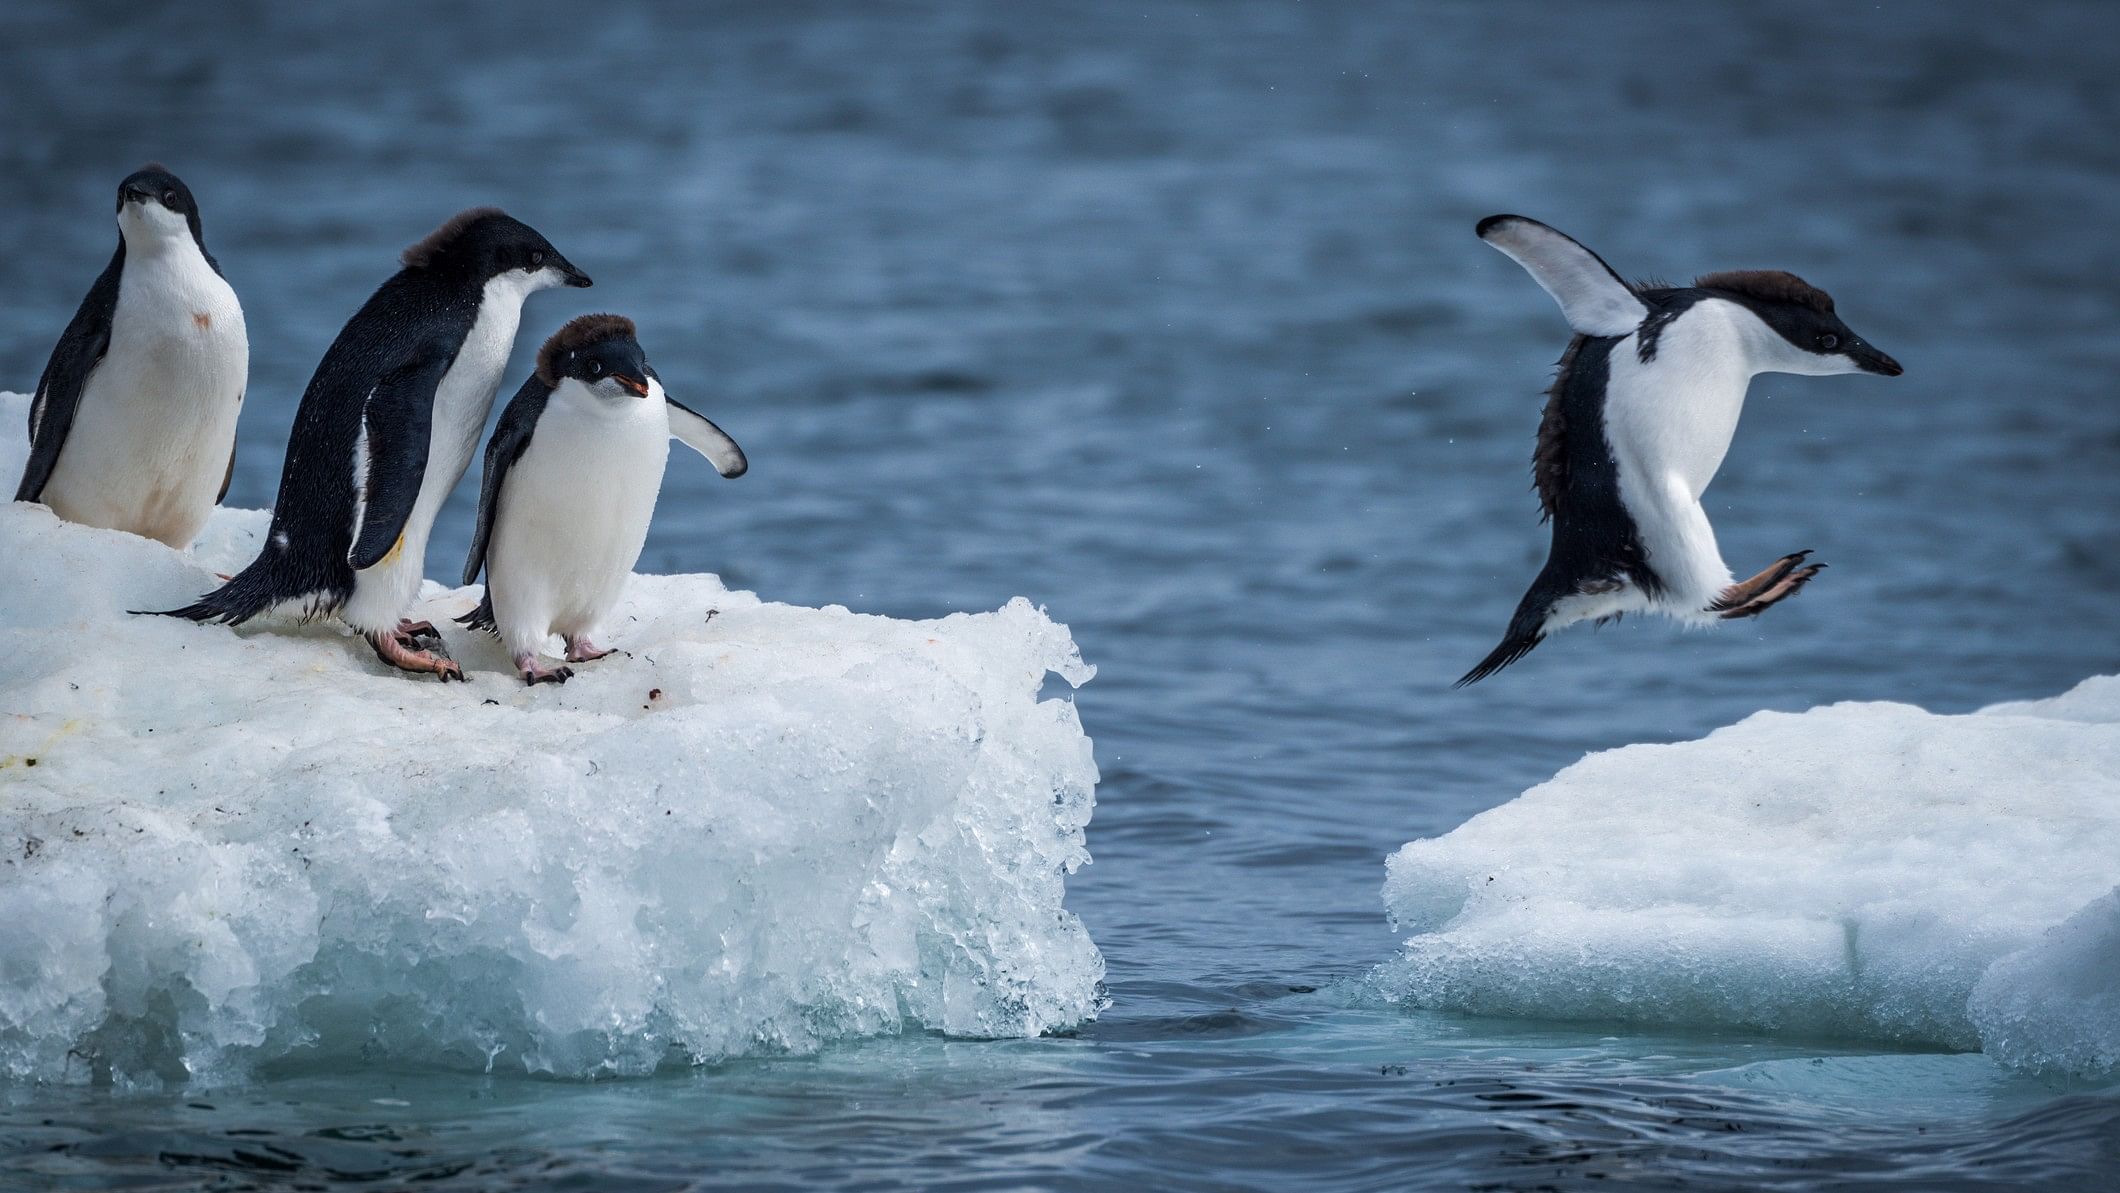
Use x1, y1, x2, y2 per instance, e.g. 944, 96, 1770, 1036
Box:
4, 1, 2118, 1188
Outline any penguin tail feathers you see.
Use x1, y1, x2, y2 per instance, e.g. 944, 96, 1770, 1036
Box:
455, 593, 499, 636
1454, 629, 1545, 687
139, 562, 288, 626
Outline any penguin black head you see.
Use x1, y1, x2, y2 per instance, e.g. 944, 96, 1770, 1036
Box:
401, 207, 593, 289
1695, 270, 1903, 378
537, 314, 653, 398
115, 163, 205, 246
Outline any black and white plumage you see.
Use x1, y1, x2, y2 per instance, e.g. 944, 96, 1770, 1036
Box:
159, 207, 590, 680
1458, 215, 1904, 686
15, 165, 246, 548
457, 314, 746, 685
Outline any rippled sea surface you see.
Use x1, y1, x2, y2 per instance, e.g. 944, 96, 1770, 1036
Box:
4, 1, 2119, 1188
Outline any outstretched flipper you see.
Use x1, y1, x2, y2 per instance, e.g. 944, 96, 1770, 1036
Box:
667, 395, 747, 478
1477, 215, 1649, 338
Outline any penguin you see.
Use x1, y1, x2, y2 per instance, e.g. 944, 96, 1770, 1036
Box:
159, 208, 591, 680
15, 164, 247, 548
1457, 214, 1904, 686
457, 314, 746, 684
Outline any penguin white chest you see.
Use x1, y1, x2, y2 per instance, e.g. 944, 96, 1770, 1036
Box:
1603, 301, 1754, 501
40, 243, 247, 548
418, 280, 528, 540
1599, 300, 1758, 611
486, 387, 670, 653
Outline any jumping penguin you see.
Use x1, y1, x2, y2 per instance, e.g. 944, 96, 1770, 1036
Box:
15, 164, 247, 548
160, 208, 590, 680
458, 314, 746, 685
1457, 215, 1903, 686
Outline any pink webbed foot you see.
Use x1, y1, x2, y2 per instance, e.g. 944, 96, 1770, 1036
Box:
514, 652, 574, 686
1709, 551, 1826, 620
564, 636, 623, 664
367, 626, 465, 682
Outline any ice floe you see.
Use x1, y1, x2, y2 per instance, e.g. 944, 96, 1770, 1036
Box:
0, 393, 1103, 1085
1374, 674, 2120, 1081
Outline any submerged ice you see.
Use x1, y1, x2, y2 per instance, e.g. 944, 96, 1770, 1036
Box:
0, 395, 1103, 1085
1374, 674, 2120, 1080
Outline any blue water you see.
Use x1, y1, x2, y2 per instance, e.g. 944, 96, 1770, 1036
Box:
4, 0, 2119, 1188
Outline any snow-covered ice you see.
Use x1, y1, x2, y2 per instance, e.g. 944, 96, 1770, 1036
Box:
1373, 674, 2120, 1080
0, 394, 1103, 1085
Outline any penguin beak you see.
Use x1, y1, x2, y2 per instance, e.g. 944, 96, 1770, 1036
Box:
118, 180, 156, 208
562, 264, 593, 288
1849, 341, 1903, 377
615, 374, 650, 397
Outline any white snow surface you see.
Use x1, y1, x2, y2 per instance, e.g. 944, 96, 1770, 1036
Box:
1376, 675, 2120, 1080
0, 394, 1103, 1085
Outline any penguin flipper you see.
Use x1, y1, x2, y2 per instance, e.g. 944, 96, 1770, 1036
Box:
462, 377, 548, 586
668, 397, 747, 478
216, 425, 238, 505
15, 250, 121, 503
348, 345, 451, 571
1477, 215, 1648, 338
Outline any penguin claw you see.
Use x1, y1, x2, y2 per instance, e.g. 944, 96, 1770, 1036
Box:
564, 638, 621, 664
513, 652, 572, 685
366, 629, 465, 681
396, 619, 445, 648
1716, 563, 1826, 620
1710, 551, 1816, 613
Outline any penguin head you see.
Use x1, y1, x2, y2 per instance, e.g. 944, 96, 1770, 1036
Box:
115, 163, 204, 246
1697, 270, 1903, 379
537, 314, 655, 402
401, 207, 593, 290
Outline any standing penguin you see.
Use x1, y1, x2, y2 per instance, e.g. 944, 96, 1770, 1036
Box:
15, 164, 247, 548
160, 208, 590, 680
1458, 215, 1903, 686
458, 315, 746, 685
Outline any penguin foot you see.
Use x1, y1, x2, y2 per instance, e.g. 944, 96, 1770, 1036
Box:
564, 637, 620, 664
367, 628, 466, 682
396, 618, 445, 649
1711, 552, 1825, 620
514, 653, 574, 686
1710, 551, 1811, 614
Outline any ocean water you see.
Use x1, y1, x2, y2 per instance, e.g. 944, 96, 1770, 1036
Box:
3, 1, 2118, 1188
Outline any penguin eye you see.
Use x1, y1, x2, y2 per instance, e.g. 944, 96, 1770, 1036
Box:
1818, 333, 1840, 351
529, 250, 546, 268
588, 361, 603, 377
161, 189, 178, 205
